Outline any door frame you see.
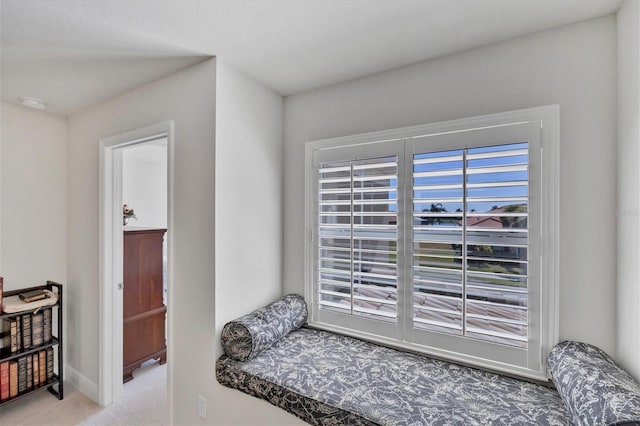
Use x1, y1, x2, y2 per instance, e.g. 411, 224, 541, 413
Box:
98, 121, 174, 409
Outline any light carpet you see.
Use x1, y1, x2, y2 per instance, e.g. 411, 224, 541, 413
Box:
0, 360, 168, 425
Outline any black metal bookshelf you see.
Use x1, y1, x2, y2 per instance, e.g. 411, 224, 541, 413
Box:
0, 281, 63, 406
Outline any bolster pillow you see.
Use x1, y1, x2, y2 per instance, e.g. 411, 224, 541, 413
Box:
548, 341, 640, 426
221, 294, 307, 361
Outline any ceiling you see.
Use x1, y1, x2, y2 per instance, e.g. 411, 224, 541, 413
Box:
1, 0, 623, 116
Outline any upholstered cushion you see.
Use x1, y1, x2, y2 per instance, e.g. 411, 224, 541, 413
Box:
218, 327, 568, 425
221, 294, 307, 361
548, 341, 640, 426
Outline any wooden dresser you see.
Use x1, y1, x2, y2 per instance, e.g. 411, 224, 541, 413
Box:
123, 228, 167, 382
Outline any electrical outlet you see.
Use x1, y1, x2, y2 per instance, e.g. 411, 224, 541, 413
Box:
198, 395, 207, 419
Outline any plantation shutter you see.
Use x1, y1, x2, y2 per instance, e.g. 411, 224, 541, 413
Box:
317, 154, 399, 322
411, 142, 529, 348
307, 111, 555, 379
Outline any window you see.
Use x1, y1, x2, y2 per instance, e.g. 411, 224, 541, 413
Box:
306, 106, 559, 380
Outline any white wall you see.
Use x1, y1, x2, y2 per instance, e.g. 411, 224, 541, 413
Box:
122, 139, 168, 229
284, 17, 618, 354
617, 0, 640, 380
0, 102, 67, 290
67, 59, 218, 423
67, 58, 293, 425
213, 61, 299, 425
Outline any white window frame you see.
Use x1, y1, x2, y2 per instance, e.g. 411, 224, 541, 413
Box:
305, 105, 559, 380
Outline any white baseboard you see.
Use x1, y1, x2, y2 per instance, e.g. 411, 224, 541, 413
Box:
65, 364, 99, 404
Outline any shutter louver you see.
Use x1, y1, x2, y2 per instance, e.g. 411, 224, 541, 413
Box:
318, 156, 398, 322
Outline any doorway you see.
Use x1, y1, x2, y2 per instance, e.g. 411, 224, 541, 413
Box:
99, 122, 174, 412
122, 139, 168, 384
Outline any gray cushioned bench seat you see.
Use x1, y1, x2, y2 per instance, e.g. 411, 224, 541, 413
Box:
217, 295, 640, 425
217, 327, 568, 425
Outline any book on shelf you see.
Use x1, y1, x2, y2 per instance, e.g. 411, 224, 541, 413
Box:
32, 312, 43, 347
38, 350, 46, 385
9, 360, 18, 398
17, 356, 27, 394
17, 317, 22, 350
22, 314, 32, 349
0, 311, 53, 354
26, 354, 33, 391
43, 308, 52, 343
0, 361, 8, 401
33, 352, 39, 387
0, 276, 3, 315
46, 348, 53, 381
19, 289, 47, 303
10, 318, 19, 353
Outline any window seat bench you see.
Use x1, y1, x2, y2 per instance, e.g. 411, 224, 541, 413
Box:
217, 326, 566, 425
216, 295, 640, 426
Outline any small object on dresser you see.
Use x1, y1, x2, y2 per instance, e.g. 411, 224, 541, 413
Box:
123, 204, 137, 226
19, 289, 47, 303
